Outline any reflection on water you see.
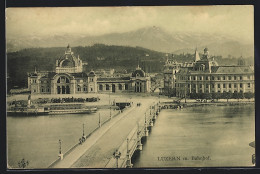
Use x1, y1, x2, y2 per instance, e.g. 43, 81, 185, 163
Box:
7, 109, 117, 168
132, 104, 255, 167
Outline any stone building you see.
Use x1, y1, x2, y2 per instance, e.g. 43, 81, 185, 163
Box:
163, 48, 255, 98
28, 45, 151, 95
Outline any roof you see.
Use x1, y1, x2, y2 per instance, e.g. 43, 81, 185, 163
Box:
70, 72, 88, 78
88, 71, 96, 77
132, 69, 145, 77
97, 77, 130, 82
211, 66, 254, 74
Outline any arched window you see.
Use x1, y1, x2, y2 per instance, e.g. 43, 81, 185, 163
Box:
119, 84, 122, 90
77, 85, 81, 92
83, 86, 87, 92
57, 76, 70, 83
99, 85, 103, 91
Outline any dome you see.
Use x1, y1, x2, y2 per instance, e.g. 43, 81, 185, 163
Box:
89, 71, 96, 77
132, 69, 145, 77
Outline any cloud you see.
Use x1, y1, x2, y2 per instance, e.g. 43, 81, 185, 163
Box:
6, 6, 253, 43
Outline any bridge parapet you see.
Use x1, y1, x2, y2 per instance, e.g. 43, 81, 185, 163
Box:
105, 102, 162, 168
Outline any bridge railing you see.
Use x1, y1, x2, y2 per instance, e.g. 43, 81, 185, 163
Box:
48, 109, 121, 168
106, 102, 160, 168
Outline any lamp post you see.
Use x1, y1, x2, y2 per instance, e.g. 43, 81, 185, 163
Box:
58, 139, 63, 160
99, 113, 101, 127
113, 149, 121, 168
110, 107, 112, 120
82, 123, 85, 137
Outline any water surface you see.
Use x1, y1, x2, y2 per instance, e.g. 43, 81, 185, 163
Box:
133, 104, 255, 167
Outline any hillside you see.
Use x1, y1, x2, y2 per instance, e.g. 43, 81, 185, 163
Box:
7, 44, 166, 89
7, 26, 254, 58
7, 43, 253, 91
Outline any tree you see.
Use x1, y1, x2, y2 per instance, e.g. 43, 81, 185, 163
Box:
212, 92, 221, 101
223, 91, 232, 102
204, 93, 212, 102
232, 91, 239, 102
244, 92, 254, 101
238, 90, 244, 101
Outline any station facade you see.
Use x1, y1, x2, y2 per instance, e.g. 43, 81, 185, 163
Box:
27, 45, 151, 95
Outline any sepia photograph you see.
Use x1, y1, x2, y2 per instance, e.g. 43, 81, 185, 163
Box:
6, 6, 255, 169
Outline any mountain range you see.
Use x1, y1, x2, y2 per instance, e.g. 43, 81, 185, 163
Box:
7, 26, 254, 58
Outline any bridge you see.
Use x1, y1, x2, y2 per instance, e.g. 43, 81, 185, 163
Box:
49, 98, 162, 168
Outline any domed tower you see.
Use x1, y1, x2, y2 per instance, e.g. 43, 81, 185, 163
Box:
202, 47, 210, 60
131, 65, 151, 93
88, 71, 97, 93
55, 45, 83, 73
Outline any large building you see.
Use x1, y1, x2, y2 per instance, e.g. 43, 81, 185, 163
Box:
163, 48, 255, 98
28, 45, 151, 94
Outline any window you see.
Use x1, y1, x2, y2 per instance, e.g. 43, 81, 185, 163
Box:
248, 83, 250, 88
223, 84, 226, 88
206, 76, 208, 80
83, 86, 87, 91
199, 76, 202, 80
206, 84, 209, 88
47, 88, 50, 92
218, 84, 220, 88
228, 76, 231, 80
77, 85, 81, 91
240, 83, 243, 88
234, 76, 237, 80
229, 84, 231, 88
41, 88, 44, 92
223, 76, 226, 80
212, 84, 214, 88
91, 88, 93, 91
234, 84, 237, 88
106, 84, 110, 90
119, 84, 122, 90
125, 84, 129, 90
240, 76, 243, 80
193, 76, 196, 80
212, 76, 215, 80
200, 84, 202, 88
217, 76, 220, 80
99, 85, 103, 91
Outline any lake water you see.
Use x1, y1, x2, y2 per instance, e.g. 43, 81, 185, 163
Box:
7, 109, 118, 168
132, 104, 255, 167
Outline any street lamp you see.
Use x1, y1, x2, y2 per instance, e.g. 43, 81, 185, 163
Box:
82, 123, 85, 137
113, 149, 121, 168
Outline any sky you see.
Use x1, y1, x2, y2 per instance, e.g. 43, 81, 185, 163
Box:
6, 6, 254, 43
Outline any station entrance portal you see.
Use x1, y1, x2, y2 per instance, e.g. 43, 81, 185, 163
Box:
57, 76, 70, 94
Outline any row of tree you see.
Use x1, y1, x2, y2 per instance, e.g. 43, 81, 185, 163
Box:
189, 91, 254, 102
